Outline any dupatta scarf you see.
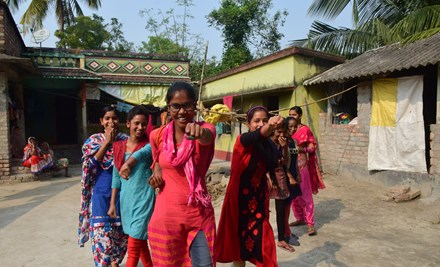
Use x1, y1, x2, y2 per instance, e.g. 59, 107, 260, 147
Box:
292, 125, 325, 194
162, 121, 212, 207
78, 132, 127, 246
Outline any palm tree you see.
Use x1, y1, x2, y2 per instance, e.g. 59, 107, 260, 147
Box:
293, 0, 440, 58
7, 0, 101, 33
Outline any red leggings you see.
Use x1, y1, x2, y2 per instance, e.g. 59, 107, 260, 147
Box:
126, 236, 152, 267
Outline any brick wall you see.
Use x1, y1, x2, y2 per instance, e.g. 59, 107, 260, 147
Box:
319, 83, 435, 188
0, 72, 11, 178
0, 2, 26, 56
319, 84, 371, 175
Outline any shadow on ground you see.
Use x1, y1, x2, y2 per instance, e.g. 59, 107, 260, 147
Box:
290, 198, 345, 238
280, 241, 348, 267
0, 172, 80, 229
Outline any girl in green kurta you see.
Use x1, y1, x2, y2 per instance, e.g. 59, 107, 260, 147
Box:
108, 106, 155, 267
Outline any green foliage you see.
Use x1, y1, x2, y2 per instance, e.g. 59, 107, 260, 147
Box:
207, 0, 288, 70
107, 18, 135, 52
7, 0, 101, 34
189, 56, 222, 82
139, 1, 220, 81
294, 0, 440, 58
138, 36, 189, 55
55, 14, 134, 51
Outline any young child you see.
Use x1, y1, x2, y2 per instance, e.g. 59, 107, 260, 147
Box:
284, 117, 302, 245
268, 122, 296, 253
108, 106, 155, 267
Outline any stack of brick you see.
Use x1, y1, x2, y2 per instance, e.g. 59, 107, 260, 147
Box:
382, 185, 421, 203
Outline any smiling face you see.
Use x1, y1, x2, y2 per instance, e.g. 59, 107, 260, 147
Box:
248, 110, 269, 132
127, 114, 148, 139
288, 119, 298, 135
168, 89, 196, 130
100, 111, 119, 131
289, 109, 302, 121
271, 125, 285, 143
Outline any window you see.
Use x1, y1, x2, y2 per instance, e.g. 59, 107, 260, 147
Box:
327, 84, 357, 124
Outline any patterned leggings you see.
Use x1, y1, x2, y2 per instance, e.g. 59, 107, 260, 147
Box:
90, 225, 128, 266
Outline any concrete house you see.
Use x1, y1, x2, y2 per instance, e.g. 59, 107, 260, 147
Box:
201, 46, 344, 160
304, 33, 440, 194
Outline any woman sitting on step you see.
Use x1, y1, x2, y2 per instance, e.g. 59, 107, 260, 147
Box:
22, 137, 53, 174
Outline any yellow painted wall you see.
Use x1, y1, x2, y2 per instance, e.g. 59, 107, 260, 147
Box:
207, 53, 339, 157
202, 57, 294, 100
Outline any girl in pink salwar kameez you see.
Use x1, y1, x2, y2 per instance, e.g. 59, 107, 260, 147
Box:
288, 106, 325, 236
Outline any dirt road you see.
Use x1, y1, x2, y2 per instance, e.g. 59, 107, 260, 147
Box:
1, 165, 439, 266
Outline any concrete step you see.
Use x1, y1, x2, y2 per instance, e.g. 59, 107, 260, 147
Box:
0, 173, 37, 184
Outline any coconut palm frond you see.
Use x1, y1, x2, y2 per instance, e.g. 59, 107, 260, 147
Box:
307, 0, 353, 21
290, 38, 308, 48
365, 18, 401, 44
20, 0, 50, 32
80, 0, 101, 10
303, 20, 381, 58
357, 0, 405, 26
68, 0, 83, 16
401, 27, 440, 44
390, 5, 440, 39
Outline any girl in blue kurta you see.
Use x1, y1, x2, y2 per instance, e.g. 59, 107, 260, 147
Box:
108, 106, 155, 267
78, 106, 128, 267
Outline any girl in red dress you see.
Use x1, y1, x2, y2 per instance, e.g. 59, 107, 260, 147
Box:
216, 106, 284, 267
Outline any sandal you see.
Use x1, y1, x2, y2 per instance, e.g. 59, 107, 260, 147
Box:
285, 235, 300, 246
307, 225, 317, 236
277, 241, 295, 252
289, 220, 305, 227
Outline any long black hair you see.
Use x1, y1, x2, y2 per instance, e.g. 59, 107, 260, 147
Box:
246, 106, 269, 123
100, 105, 118, 119
166, 82, 196, 104
289, 106, 303, 116
127, 105, 149, 122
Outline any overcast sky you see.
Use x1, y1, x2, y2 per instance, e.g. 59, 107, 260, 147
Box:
11, 0, 353, 58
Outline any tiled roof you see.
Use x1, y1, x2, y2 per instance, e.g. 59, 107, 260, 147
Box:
304, 33, 440, 85
39, 67, 101, 80
38, 67, 191, 85
100, 75, 191, 85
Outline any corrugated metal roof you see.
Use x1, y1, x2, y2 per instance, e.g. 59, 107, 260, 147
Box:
304, 33, 440, 85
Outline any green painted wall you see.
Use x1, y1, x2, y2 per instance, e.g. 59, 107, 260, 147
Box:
202, 57, 294, 100
205, 53, 339, 156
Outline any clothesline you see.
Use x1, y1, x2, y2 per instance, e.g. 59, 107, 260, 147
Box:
199, 84, 359, 120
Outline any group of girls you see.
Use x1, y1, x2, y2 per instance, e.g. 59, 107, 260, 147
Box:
78, 79, 324, 267
78, 82, 216, 267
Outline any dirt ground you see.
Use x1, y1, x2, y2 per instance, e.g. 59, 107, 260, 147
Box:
0, 165, 439, 267
212, 174, 440, 267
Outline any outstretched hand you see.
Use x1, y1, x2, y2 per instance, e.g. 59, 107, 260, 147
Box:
268, 115, 284, 129
185, 122, 204, 140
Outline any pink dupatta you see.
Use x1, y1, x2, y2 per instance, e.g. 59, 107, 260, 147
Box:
162, 121, 211, 207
